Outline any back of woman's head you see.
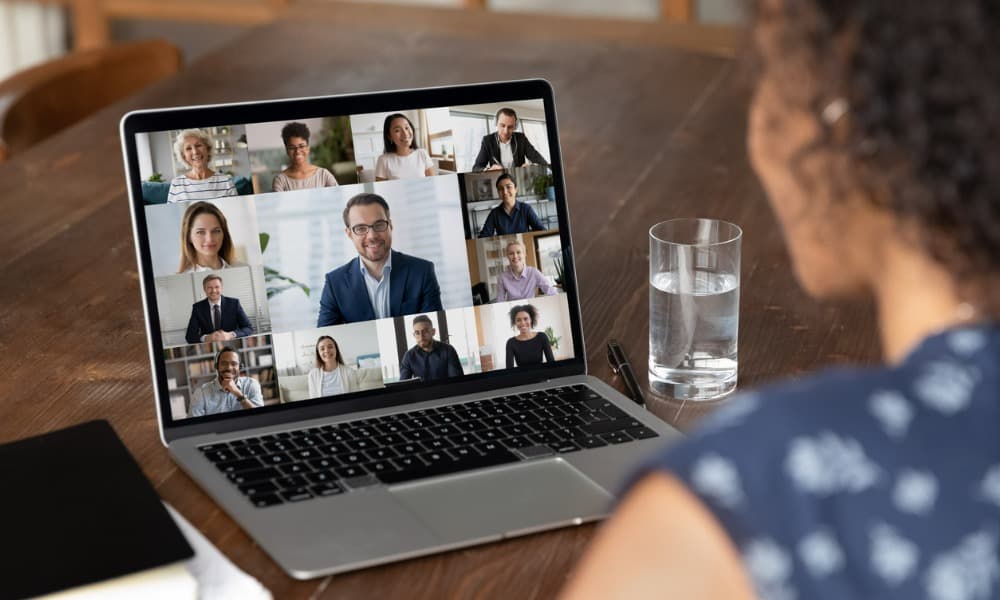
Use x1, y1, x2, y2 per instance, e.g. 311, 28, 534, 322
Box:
754, 1, 1000, 303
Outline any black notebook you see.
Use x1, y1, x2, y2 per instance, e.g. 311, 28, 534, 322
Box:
0, 420, 194, 600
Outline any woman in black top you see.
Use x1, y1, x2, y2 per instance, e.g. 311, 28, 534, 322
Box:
505, 304, 554, 367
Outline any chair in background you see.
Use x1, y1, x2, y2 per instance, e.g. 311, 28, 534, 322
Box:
0, 39, 182, 161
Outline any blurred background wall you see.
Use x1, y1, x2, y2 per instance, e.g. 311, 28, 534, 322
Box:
0, 0, 745, 80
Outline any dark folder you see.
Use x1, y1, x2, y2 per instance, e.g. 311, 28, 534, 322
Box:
0, 420, 193, 599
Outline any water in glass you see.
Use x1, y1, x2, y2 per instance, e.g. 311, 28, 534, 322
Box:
648, 269, 738, 399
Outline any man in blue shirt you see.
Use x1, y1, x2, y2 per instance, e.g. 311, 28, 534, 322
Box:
189, 347, 263, 417
318, 193, 443, 326
478, 173, 547, 237
399, 314, 464, 381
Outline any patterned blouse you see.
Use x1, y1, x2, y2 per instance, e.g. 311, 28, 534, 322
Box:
634, 324, 1000, 600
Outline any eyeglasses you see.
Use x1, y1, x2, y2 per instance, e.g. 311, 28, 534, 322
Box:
350, 219, 391, 236
286, 143, 309, 152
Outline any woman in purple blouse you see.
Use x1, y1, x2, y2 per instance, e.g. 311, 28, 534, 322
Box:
495, 240, 557, 302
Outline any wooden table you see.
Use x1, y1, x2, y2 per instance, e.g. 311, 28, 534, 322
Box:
0, 4, 880, 598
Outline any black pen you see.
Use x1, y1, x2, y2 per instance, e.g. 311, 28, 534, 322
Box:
607, 339, 646, 408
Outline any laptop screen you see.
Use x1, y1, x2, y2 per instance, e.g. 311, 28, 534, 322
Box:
123, 81, 584, 428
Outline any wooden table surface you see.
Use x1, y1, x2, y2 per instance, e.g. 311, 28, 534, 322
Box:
0, 4, 880, 598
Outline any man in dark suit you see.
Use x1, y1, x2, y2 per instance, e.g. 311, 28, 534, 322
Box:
184, 274, 254, 343
472, 107, 549, 172
318, 193, 443, 326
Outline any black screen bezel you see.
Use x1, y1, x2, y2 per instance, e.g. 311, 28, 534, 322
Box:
120, 79, 586, 442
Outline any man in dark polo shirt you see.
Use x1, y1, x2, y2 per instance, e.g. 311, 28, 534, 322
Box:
398, 315, 464, 381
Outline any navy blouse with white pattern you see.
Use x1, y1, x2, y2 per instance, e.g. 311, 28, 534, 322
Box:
633, 325, 1000, 600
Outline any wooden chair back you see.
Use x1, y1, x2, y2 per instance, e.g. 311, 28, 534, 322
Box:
0, 39, 182, 161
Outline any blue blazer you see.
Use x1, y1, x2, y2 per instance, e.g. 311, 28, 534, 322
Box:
185, 296, 253, 343
317, 250, 443, 326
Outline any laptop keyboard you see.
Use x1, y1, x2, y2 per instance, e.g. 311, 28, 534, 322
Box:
198, 384, 659, 508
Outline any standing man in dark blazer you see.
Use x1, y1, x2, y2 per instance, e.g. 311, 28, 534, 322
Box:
472, 107, 549, 172
317, 193, 443, 326
184, 274, 254, 343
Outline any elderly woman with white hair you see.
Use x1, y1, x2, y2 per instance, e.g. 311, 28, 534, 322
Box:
167, 128, 237, 203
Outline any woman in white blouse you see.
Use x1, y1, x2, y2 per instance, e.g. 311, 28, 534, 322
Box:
307, 336, 360, 399
374, 113, 435, 181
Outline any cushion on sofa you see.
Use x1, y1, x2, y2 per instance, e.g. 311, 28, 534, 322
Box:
142, 175, 252, 205
279, 367, 383, 403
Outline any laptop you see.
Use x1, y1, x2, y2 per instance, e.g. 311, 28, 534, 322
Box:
120, 79, 682, 578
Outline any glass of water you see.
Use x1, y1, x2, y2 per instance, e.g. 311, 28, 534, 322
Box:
649, 218, 742, 400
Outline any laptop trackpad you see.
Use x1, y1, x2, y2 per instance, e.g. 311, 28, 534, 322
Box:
390, 458, 613, 542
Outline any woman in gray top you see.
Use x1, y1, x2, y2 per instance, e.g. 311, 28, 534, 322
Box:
272, 122, 338, 192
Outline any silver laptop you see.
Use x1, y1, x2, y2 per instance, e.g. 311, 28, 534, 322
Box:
121, 79, 681, 578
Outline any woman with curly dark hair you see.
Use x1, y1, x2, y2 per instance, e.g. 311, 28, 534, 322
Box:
563, 2, 1000, 598
272, 121, 338, 192
505, 304, 554, 367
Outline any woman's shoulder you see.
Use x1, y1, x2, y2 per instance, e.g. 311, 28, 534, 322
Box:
676, 365, 906, 451
272, 171, 290, 191
635, 326, 1000, 598
316, 167, 338, 185
649, 325, 1000, 500
168, 175, 188, 197
629, 365, 904, 508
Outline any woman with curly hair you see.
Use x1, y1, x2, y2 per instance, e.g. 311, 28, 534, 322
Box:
563, 1, 1000, 598
272, 121, 338, 192
505, 304, 553, 367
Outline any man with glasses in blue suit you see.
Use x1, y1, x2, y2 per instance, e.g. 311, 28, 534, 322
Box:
317, 193, 443, 326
